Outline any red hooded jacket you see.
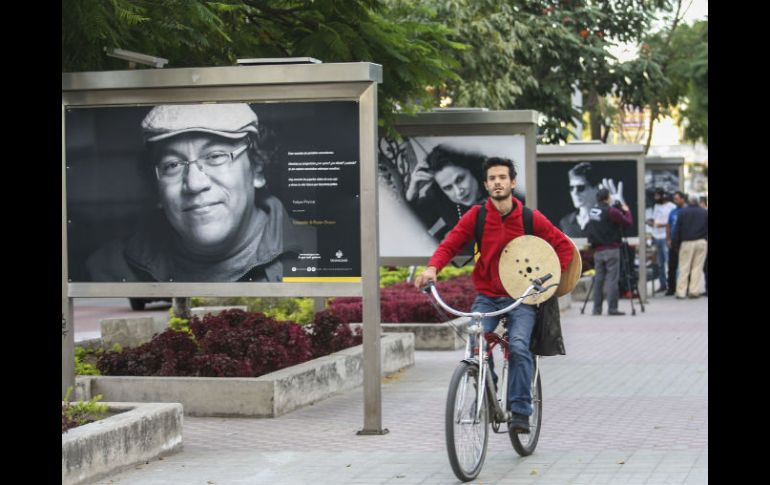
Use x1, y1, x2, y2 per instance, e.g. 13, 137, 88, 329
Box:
428, 198, 574, 297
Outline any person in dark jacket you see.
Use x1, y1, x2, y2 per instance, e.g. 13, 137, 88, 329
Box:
414, 157, 573, 435
664, 191, 687, 296
585, 188, 634, 316
672, 195, 708, 298
86, 103, 316, 282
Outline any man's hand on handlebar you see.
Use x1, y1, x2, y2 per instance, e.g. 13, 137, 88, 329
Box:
414, 266, 437, 290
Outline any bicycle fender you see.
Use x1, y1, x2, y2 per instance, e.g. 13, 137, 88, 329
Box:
461, 357, 479, 367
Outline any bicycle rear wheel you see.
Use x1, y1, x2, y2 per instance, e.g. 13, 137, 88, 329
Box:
510, 370, 542, 456
446, 362, 489, 482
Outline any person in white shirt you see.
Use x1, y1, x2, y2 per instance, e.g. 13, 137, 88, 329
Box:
647, 188, 676, 293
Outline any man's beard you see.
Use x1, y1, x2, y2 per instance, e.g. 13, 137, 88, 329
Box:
490, 187, 512, 201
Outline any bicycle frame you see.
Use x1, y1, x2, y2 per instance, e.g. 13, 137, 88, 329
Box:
428, 282, 541, 425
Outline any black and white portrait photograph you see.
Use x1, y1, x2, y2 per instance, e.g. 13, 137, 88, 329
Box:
644, 168, 680, 208
537, 159, 639, 238
378, 135, 526, 257
65, 101, 361, 283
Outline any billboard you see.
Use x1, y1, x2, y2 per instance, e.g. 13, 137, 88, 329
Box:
536, 159, 639, 238
644, 167, 680, 207
65, 101, 360, 283
378, 134, 526, 257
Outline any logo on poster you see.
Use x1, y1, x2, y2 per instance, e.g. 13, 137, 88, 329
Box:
331, 250, 348, 263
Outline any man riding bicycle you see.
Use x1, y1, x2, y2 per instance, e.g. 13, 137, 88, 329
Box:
414, 157, 573, 434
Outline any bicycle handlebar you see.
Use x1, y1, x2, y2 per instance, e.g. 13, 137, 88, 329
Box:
422, 272, 554, 320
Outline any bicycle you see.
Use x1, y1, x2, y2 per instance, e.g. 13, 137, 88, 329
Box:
423, 274, 555, 482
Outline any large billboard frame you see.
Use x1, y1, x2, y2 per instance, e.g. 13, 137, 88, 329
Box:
62, 63, 387, 434
380, 109, 539, 266
536, 143, 648, 301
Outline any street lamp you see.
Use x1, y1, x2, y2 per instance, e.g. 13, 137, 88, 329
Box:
105, 48, 168, 68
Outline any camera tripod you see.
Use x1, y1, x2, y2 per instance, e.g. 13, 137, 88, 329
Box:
580, 233, 645, 316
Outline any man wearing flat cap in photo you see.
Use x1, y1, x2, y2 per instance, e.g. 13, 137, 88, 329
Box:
86, 103, 316, 282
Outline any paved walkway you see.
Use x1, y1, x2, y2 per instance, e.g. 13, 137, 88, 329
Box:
91, 294, 707, 485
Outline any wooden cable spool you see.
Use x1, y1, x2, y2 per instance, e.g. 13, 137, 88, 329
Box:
555, 238, 583, 297
498, 235, 561, 305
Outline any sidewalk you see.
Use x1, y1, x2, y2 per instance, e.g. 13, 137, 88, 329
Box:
90, 295, 707, 485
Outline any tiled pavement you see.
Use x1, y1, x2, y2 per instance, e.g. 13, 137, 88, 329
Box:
91, 294, 707, 485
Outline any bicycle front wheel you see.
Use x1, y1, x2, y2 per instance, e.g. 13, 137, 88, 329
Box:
510, 370, 542, 456
446, 362, 489, 482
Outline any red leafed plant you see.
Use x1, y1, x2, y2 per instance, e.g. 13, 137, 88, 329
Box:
96, 309, 359, 378
329, 275, 476, 323
306, 309, 362, 358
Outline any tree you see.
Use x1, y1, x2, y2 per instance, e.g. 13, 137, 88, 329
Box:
61, 0, 463, 135
614, 2, 708, 151
414, 0, 674, 144
677, 20, 707, 145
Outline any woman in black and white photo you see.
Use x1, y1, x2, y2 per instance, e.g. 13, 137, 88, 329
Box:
405, 144, 525, 242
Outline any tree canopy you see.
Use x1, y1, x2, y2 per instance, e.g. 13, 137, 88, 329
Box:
62, 0, 463, 134
62, 0, 706, 144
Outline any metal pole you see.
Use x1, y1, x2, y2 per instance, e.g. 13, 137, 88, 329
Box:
62, 104, 74, 398
357, 83, 386, 435
313, 297, 326, 313
637, 155, 648, 303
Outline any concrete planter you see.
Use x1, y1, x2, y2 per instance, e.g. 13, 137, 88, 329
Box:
62, 402, 183, 485
349, 319, 466, 350
76, 333, 414, 417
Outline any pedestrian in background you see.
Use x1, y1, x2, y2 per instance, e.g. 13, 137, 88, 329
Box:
672, 194, 708, 299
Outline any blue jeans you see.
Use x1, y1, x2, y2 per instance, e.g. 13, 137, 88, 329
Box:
470, 294, 537, 416
653, 237, 668, 289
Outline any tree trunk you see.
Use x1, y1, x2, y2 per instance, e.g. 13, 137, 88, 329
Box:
172, 297, 191, 319
587, 87, 603, 141
644, 106, 657, 154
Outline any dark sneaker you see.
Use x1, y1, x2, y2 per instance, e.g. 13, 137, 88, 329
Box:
608, 309, 626, 316
654, 287, 668, 293
592, 309, 602, 316
664, 291, 675, 296
509, 412, 530, 434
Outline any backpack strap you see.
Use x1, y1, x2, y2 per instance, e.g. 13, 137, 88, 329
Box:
522, 206, 533, 236
474, 204, 487, 253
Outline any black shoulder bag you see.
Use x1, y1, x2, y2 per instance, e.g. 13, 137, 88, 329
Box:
527, 208, 566, 356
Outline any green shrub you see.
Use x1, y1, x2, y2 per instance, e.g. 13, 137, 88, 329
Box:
380, 265, 474, 288
247, 297, 316, 324
189, 297, 316, 325
74, 346, 101, 376
168, 315, 191, 334
190, 297, 206, 307
62, 387, 109, 433
380, 267, 410, 287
